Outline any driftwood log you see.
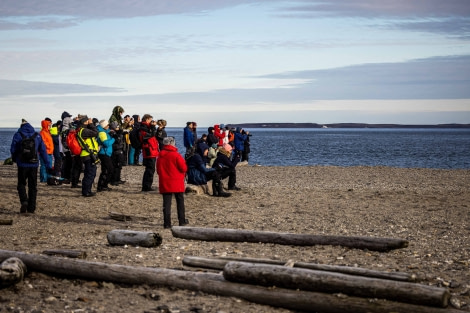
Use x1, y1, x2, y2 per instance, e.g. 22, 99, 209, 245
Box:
171, 226, 408, 252
42, 249, 87, 259
107, 229, 162, 247
0, 219, 13, 225
182, 256, 417, 282
0, 257, 26, 288
0, 250, 461, 313
223, 261, 450, 308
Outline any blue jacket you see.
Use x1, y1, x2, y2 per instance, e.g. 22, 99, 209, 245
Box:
183, 126, 194, 148
97, 125, 115, 157
10, 123, 50, 168
234, 131, 247, 152
187, 153, 215, 185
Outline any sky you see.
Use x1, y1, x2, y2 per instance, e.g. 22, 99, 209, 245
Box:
0, 0, 469, 128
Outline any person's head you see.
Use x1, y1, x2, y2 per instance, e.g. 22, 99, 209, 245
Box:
110, 121, 119, 130
142, 114, 153, 123
99, 120, 109, 129
79, 115, 89, 125
123, 115, 131, 122
113, 106, 124, 116
163, 136, 176, 147
192, 122, 197, 129
186, 121, 193, 129
157, 119, 167, 128
132, 114, 140, 122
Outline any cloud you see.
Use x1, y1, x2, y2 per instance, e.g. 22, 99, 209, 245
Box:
0, 79, 125, 96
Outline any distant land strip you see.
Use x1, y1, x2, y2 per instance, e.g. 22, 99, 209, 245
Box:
228, 123, 470, 129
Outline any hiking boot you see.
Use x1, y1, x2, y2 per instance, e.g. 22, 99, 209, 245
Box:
20, 202, 28, 213
179, 219, 189, 226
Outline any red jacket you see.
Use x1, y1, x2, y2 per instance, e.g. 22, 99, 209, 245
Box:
214, 124, 225, 146
139, 122, 159, 158
157, 145, 187, 193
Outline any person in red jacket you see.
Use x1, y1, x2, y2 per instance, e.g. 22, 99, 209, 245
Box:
157, 136, 188, 228
139, 114, 159, 191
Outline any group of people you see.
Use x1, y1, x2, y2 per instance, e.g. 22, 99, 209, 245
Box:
9, 107, 251, 228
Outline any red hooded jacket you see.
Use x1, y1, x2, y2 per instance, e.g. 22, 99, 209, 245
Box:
139, 121, 159, 158
157, 145, 187, 193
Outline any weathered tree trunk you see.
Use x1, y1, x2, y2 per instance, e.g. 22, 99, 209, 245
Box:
42, 249, 87, 259
182, 256, 417, 282
0, 257, 26, 288
0, 250, 460, 313
107, 229, 162, 247
223, 261, 450, 308
171, 226, 408, 252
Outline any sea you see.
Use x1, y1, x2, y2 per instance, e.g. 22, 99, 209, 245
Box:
1, 128, 470, 169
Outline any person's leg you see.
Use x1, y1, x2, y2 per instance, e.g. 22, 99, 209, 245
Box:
162, 193, 172, 228
17, 166, 28, 212
81, 159, 96, 196
175, 193, 188, 226
26, 167, 38, 213
128, 146, 135, 165
141, 158, 155, 191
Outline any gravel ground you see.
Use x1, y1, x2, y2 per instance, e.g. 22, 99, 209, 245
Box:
0, 163, 469, 312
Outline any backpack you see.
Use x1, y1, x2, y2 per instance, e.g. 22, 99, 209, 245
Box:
19, 132, 38, 163
66, 128, 82, 156
129, 124, 142, 149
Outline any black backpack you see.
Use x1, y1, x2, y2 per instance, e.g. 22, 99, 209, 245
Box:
19, 132, 39, 163
129, 124, 142, 149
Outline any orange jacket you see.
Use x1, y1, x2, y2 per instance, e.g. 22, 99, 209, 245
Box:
40, 120, 54, 154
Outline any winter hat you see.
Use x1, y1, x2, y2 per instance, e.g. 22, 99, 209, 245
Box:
79, 115, 89, 125
223, 143, 233, 152
61, 111, 72, 120
220, 124, 225, 128
21, 118, 28, 125
211, 143, 218, 149
110, 121, 119, 130
99, 120, 109, 129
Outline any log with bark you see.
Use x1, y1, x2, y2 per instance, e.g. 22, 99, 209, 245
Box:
0, 249, 461, 313
0, 257, 26, 288
42, 249, 87, 259
171, 226, 408, 252
182, 256, 417, 282
0, 219, 13, 225
223, 261, 450, 308
107, 229, 162, 247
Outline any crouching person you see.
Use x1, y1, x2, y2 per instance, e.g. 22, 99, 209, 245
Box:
187, 151, 231, 197
212, 143, 240, 191
156, 137, 188, 229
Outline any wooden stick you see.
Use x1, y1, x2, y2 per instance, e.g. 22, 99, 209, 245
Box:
0, 219, 13, 225
0, 250, 460, 313
182, 256, 417, 282
107, 229, 162, 247
223, 261, 450, 308
171, 226, 408, 252
42, 249, 87, 259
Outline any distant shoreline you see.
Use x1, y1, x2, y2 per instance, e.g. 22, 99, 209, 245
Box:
228, 123, 470, 129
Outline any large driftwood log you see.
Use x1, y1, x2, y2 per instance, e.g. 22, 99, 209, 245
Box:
0, 257, 27, 288
182, 256, 416, 282
42, 249, 87, 259
0, 250, 461, 313
223, 261, 450, 308
171, 226, 408, 252
107, 229, 162, 247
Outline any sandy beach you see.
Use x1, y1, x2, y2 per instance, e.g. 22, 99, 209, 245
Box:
0, 163, 469, 312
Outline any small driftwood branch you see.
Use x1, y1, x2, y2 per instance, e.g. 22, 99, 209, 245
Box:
0, 219, 13, 225
171, 226, 408, 252
223, 261, 450, 308
108, 212, 133, 221
0, 249, 461, 313
42, 249, 87, 259
107, 229, 162, 247
182, 256, 416, 282
0, 257, 26, 288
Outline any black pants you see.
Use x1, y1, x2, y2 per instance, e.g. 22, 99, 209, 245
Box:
217, 167, 236, 189
82, 158, 97, 196
162, 193, 186, 227
61, 151, 73, 180
98, 154, 114, 189
71, 155, 82, 187
17, 166, 38, 212
142, 157, 156, 190
134, 148, 142, 165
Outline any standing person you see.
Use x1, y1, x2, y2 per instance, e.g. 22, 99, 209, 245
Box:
60, 111, 74, 183
108, 105, 125, 128
155, 119, 167, 150
109, 121, 126, 185
233, 127, 249, 160
70, 116, 83, 188
241, 129, 251, 162
39, 118, 54, 182
121, 114, 132, 165
157, 137, 188, 228
77, 116, 99, 197
191, 122, 198, 146
206, 126, 218, 147
96, 120, 114, 192
50, 120, 62, 177
132, 114, 142, 165
10, 119, 52, 213
183, 121, 194, 155
139, 114, 159, 191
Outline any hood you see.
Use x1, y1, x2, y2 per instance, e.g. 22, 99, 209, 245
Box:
19, 123, 36, 136
112, 106, 124, 116
41, 119, 51, 131
208, 127, 214, 132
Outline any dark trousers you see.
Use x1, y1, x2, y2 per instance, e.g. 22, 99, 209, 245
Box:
142, 157, 156, 190
134, 148, 142, 165
98, 154, 114, 189
71, 155, 82, 187
162, 193, 186, 227
61, 151, 72, 180
17, 166, 38, 212
81, 158, 97, 196
217, 167, 236, 189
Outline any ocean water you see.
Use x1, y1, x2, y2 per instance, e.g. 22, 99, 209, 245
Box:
1, 128, 470, 169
